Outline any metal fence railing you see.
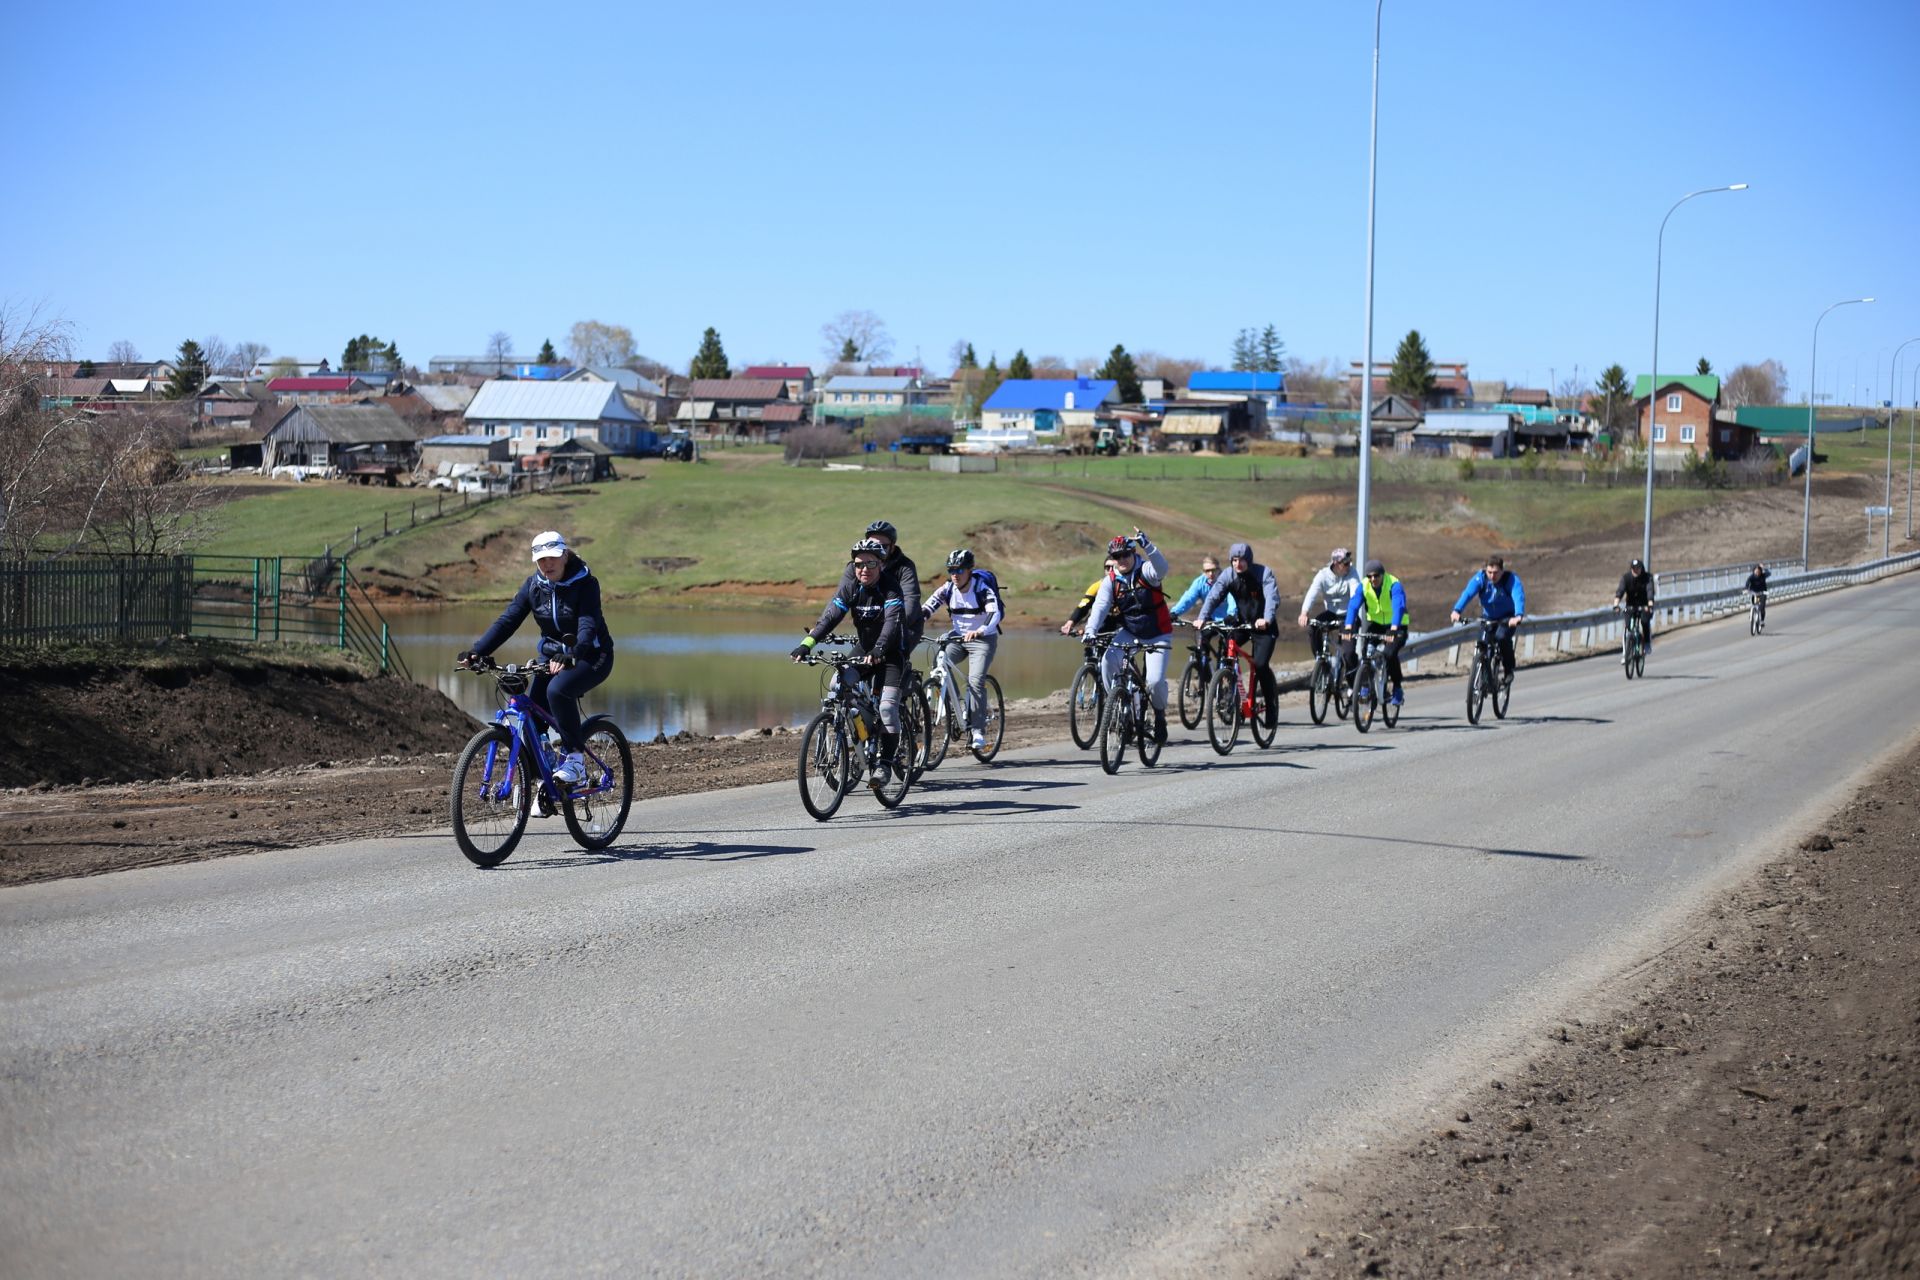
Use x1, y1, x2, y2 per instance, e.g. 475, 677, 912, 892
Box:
1, 553, 411, 678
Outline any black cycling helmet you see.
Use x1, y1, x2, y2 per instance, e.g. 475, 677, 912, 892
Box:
850, 537, 888, 562
946, 548, 974, 571
865, 519, 898, 543
1630, 558, 1646, 571
1107, 535, 1134, 556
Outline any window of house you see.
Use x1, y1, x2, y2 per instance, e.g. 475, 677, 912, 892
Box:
1680, 425, 1696, 443
1719, 428, 1730, 443
1666, 393, 1682, 412
1652, 425, 1667, 442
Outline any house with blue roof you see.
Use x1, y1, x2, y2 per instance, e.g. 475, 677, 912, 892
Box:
976, 378, 1119, 450
1187, 371, 1287, 417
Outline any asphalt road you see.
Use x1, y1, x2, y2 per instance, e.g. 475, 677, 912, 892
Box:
5, 574, 1917, 1278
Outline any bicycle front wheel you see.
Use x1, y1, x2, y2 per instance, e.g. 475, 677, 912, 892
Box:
1629, 648, 1645, 680
1466, 656, 1486, 725
874, 713, 916, 809
451, 726, 531, 868
1097, 690, 1128, 774
1069, 664, 1102, 750
1207, 668, 1241, 756
798, 711, 850, 821
1492, 666, 1513, 719
1352, 665, 1377, 734
562, 716, 633, 851
1178, 657, 1207, 730
972, 675, 1005, 763
1135, 692, 1162, 767
1379, 668, 1399, 728
1308, 659, 1331, 725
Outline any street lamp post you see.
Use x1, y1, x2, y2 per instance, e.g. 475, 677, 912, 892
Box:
1886, 337, 1920, 557
1909, 363, 1918, 543
1354, 0, 1384, 573
1643, 183, 1746, 568
1803, 297, 1874, 567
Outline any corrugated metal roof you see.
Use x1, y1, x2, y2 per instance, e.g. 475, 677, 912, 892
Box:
414, 385, 477, 412
982, 378, 1118, 412
266, 403, 417, 444
743, 365, 813, 380
559, 366, 665, 396
269, 376, 361, 391
763, 403, 805, 421
688, 379, 786, 401
1189, 371, 1285, 393
465, 380, 641, 423
823, 376, 915, 393
1633, 374, 1721, 402
423, 434, 498, 445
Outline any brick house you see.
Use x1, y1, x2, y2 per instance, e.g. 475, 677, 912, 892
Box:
1633, 374, 1733, 462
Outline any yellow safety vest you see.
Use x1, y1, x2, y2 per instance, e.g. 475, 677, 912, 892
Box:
1362, 573, 1403, 627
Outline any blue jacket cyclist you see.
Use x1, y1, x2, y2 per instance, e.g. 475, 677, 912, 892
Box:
1450, 554, 1527, 679
1341, 558, 1409, 705
461, 530, 613, 785
1168, 555, 1237, 624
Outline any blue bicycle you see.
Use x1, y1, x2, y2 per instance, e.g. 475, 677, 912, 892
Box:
450, 657, 633, 866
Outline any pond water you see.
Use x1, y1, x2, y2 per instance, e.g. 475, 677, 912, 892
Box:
382, 605, 1088, 741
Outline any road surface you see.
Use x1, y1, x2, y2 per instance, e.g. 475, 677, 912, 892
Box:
4, 574, 1916, 1278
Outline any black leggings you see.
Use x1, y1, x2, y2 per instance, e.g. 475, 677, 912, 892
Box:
531, 656, 612, 751
1340, 623, 1407, 689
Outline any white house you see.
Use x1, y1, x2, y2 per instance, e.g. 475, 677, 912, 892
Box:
464, 380, 647, 455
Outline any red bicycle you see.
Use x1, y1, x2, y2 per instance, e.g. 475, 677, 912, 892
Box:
1202, 622, 1276, 755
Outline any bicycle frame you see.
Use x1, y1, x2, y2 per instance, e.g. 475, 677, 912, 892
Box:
477, 681, 616, 807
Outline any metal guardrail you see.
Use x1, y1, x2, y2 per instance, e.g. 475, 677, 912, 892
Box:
1654, 556, 1801, 596
1398, 549, 1920, 670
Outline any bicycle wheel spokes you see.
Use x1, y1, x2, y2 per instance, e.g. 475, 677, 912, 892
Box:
973, 675, 1005, 762
1250, 670, 1278, 747
875, 712, 915, 809
1465, 653, 1486, 724
1308, 660, 1331, 725
562, 719, 633, 850
798, 711, 849, 821
1352, 664, 1376, 733
1178, 657, 1206, 730
1069, 664, 1102, 751
1207, 667, 1240, 756
451, 727, 531, 867
1097, 686, 1127, 774
1492, 665, 1512, 719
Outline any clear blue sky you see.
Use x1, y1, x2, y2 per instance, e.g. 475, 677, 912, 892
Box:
5, 0, 1917, 403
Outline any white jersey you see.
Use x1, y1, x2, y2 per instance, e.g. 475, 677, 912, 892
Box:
1302, 565, 1360, 618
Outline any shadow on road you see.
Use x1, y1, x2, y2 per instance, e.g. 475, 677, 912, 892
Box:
1632, 674, 1713, 682
900, 798, 1081, 818
1497, 714, 1614, 726
497, 840, 816, 868
911, 774, 1084, 794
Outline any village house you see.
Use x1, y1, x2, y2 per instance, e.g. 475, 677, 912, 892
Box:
1348, 361, 1473, 409
675, 378, 791, 440
267, 375, 374, 406
819, 375, 925, 415
741, 365, 815, 404
974, 378, 1119, 451
1634, 374, 1740, 463
1186, 371, 1287, 418
261, 402, 424, 473
1407, 409, 1517, 459
464, 379, 652, 455
559, 365, 675, 423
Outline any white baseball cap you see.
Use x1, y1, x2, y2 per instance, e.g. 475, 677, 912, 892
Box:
530, 531, 569, 562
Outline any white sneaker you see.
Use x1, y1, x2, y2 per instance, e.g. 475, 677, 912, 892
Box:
552, 752, 587, 785
970, 731, 987, 750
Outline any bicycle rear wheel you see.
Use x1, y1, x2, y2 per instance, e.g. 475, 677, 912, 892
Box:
1352, 664, 1377, 733
1207, 668, 1240, 756
451, 726, 531, 867
798, 711, 849, 821
562, 717, 633, 851
1250, 670, 1278, 747
1097, 690, 1127, 774
972, 675, 1005, 762
1069, 664, 1102, 750
1135, 691, 1162, 767
1178, 656, 1206, 730
1466, 655, 1486, 725
874, 714, 916, 809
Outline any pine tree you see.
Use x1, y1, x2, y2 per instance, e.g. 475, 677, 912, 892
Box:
977, 355, 1004, 410
1592, 364, 1634, 437
164, 339, 207, 399
1257, 325, 1286, 373
961, 343, 978, 369
690, 327, 731, 380
75, 359, 96, 377
1230, 328, 1256, 373
1696, 357, 1713, 376
381, 340, 402, 373
1008, 349, 1033, 380
340, 334, 400, 372
1097, 344, 1143, 405
838, 337, 859, 363
538, 338, 559, 365
1387, 329, 1437, 401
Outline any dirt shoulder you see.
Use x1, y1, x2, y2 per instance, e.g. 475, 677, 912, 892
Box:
1248, 738, 1920, 1279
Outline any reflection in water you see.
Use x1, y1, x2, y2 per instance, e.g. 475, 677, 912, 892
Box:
382, 605, 1086, 741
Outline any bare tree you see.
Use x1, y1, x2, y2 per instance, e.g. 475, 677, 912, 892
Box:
1, 307, 82, 556
266, 356, 300, 381
1282, 357, 1345, 407
200, 335, 235, 378
83, 406, 217, 556
1723, 359, 1789, 407
105, 339, 142, 364
1135, 351, 1209, 391
819, 310, 893, 365
232, 340, 271, 376
567, 320, 637, 369
1555, 374, 1585, 411
1031, 354, 1074, 379
485, 331, 514, 373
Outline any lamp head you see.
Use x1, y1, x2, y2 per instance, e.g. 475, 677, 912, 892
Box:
1729, 183, 1749, 190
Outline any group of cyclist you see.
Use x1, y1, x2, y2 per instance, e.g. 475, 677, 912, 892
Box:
455, 517, 1777, 801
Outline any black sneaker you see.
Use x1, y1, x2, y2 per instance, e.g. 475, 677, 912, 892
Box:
1153, 710, 1168, 744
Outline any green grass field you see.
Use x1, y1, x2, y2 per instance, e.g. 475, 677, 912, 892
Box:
193, 482, 464, 558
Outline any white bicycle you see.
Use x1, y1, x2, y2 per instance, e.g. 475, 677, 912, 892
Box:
916, 634, 1004, 767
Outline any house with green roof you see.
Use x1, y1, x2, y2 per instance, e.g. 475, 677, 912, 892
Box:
1633, 373, 1757, 462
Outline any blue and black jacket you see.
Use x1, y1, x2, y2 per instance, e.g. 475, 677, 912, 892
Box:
808, 576, 904, 660
472, 554, 611, 666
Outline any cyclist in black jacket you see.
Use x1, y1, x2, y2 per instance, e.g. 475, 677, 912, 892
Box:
1745, 563, 1770, 624
819, 519, 920, 661
460, 530, 612, 785
1613, 557, 1656, 658
792, 538, 910, 786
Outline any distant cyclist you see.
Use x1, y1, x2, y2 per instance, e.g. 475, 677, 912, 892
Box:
459, 530, 612, 786
1298, 547, 1361, 658
1200, 541, 1282, 727
1340, 557, 1408, 706
1744, 563, 1770, 624
922, 548, 1003, 750
792, 538, 910, 787
1059, 557, 1117, 636
1083, 530, 1174, 744
1613, 557, 1656, 659
1450, 554, 1526, 683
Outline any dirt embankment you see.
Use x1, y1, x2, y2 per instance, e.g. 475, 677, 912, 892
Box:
0, 644, 477, 789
